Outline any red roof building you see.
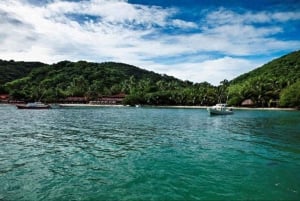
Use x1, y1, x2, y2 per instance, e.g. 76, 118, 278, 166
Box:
0, 94, 9, 103
62, 96, 88, 103
90, 93, 126, 105
241, 99, 254, 107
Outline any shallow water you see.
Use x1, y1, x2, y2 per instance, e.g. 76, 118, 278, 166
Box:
0, 105, 299, 200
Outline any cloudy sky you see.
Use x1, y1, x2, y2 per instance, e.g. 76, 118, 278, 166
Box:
1, 0, 300, 85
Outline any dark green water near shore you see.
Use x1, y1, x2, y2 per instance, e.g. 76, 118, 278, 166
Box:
0, 105, 299, 200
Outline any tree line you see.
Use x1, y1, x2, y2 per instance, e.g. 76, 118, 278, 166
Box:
1, 50, 300, 108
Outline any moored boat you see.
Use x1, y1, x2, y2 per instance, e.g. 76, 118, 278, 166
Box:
16, 102, 51, 109
207, 103, 233, 115
49, 104, 61, 109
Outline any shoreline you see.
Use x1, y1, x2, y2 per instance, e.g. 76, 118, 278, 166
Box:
56, 103, 298, 111
155, 105, 297, 111
59, 104, 125, 107
1, 103, 297, 111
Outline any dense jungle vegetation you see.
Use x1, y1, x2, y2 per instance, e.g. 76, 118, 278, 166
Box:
0, 50, 299, 107
227, 50, 300, 107
0, 60, 45, 94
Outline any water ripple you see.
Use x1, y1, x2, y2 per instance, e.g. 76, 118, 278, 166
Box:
0, 105, 300, 200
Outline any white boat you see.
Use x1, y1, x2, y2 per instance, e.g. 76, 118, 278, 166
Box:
16, 102, 51, 109
207, 104, 233, 115
49, 104, 61, 109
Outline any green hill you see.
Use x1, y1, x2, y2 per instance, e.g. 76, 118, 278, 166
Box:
3, 60, 216, 105
0, 60, 46, 93
231, 50, 300, 85
227, 50, 300, 107
1, 50, 300, 107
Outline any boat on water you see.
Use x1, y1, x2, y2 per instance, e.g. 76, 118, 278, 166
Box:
16, 102, 51, 109
207, 103, 233, 115
49, 104, 61, 109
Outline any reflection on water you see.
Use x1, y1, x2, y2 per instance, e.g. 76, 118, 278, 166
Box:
0, 105, 299, 200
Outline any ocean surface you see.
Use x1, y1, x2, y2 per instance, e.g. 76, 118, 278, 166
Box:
0, 104, 300, 201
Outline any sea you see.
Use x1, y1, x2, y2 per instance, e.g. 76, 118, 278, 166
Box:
0, 104, 299, 201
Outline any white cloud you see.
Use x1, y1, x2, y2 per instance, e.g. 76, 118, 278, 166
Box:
46, 0, 176, 27
205, 8, 300, 25
171, 19, 198, 29
0, 0, 299, 84
271, 11, 300, 22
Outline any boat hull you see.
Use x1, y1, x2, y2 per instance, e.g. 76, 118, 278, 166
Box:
16, 105, 51, 109
207, 108, 233, 115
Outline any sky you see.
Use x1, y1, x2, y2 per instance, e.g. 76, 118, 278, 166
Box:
0, 0, 300, 85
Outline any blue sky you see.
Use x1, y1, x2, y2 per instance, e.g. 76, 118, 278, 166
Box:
1, 0, 299, 85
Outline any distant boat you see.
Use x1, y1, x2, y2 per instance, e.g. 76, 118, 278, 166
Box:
207, 104, 233, 115
16, 102, 51, 109
49, 104, 61, 109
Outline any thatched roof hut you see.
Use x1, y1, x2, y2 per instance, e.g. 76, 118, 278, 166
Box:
241, 99, 254, 107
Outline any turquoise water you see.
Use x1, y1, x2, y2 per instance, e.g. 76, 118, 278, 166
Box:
0, 105, 300, 201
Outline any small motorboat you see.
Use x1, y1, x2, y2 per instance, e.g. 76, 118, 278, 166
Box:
16, 102, 51, 109
207, 104, 233, 115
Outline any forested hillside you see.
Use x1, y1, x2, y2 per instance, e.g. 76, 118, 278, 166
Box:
0, 60, 46, 93
231, 50, 300, 85
2, 60, 221, 105
228, 50, 300, 107
1, 50, 300, 107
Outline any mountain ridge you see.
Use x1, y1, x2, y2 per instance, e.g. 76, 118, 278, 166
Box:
1, 50, 299, 107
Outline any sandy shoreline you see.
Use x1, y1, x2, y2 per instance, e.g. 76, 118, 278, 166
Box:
155, 105, 297, 111
57, 104, 297, 111
0, 103, 297, 111
59, 104, 125, 107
